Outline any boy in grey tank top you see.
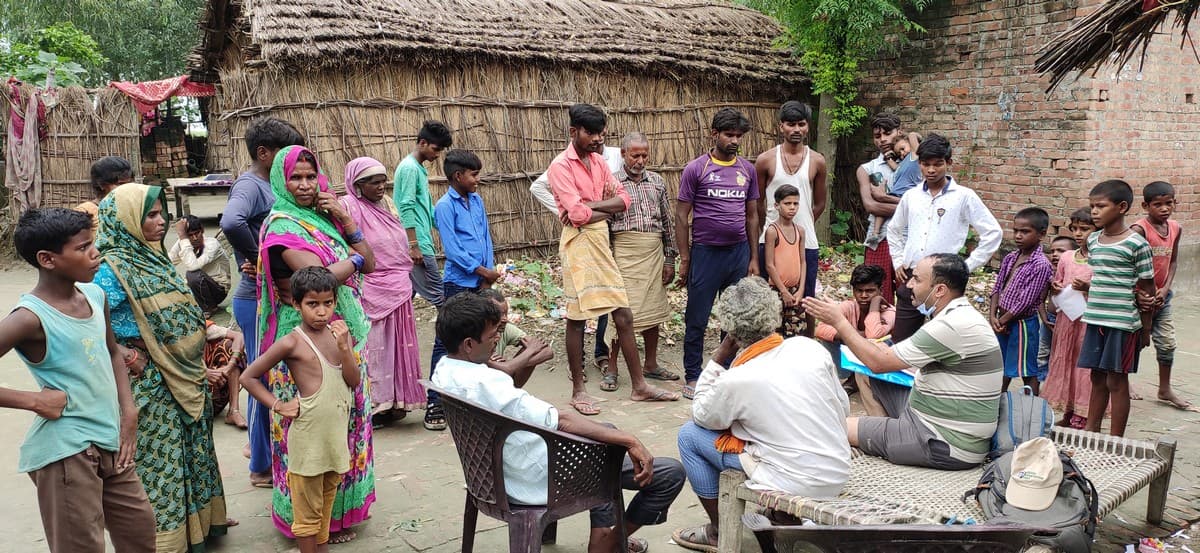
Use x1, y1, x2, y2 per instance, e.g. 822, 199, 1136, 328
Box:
242, 267, 360, 552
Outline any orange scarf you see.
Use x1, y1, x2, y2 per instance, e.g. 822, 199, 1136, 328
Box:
715, 333, 784, 454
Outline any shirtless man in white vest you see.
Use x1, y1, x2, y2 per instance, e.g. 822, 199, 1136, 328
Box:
755, 101, 828, 335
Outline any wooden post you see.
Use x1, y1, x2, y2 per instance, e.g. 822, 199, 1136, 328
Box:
1147, 437, 1176, 525
813, 91, 838, 245
717, 469, 749, 553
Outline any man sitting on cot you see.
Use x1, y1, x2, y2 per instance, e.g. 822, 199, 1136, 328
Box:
803, 253, 1003, 470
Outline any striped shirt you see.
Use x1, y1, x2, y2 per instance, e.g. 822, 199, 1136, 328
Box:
892, 296, 1003, 464
610, 168, 677, 262
991, 248, 1054, 319
1083, 232, 1154, 331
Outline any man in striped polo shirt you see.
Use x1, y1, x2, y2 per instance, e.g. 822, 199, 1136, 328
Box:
805, 253, 1003, 469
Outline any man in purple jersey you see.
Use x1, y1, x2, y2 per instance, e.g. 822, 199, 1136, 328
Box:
675, 108, 760, 398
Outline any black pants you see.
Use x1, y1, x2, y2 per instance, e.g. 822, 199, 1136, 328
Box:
589, 456, 686, 528
186, 270, 227, 313
892, 282, 926, 343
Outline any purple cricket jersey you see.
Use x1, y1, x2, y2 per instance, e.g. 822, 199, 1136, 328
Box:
677, 154, 760, 246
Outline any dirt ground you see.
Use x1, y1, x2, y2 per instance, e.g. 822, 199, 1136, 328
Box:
1, 211, 1198, 552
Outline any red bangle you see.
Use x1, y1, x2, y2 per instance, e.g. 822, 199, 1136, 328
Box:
124, 349, 140, 367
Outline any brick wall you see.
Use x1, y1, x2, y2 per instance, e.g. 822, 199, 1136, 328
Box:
853, 0, 1200, 245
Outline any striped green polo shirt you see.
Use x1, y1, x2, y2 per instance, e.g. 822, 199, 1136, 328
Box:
893, 296, 1004, 464
1082, 231, 1154, 332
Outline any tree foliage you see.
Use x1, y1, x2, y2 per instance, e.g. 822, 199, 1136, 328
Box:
1, 22, 106, 87
744, 0, 934, 136
1, 0, 204, 85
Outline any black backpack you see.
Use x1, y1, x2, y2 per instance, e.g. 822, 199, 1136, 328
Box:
965, 450, 1099, 553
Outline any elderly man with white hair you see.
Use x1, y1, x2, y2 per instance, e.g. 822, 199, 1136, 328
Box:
672, 277, 851, 552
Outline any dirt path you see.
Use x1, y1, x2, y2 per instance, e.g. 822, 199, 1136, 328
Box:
0, 260, 1197, 552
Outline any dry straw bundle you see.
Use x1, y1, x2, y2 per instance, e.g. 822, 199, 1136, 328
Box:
1036, 0, 1200, 92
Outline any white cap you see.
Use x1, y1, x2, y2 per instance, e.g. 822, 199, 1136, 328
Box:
1007, 437, 1063, 511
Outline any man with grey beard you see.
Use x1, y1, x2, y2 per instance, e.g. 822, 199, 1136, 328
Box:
598, 132, 680, 391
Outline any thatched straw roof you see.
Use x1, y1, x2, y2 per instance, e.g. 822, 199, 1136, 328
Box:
1036, 0, 1199, 92
189, 0, 807, 86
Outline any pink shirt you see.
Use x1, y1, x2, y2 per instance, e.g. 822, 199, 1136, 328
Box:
547, 146, 630, 227
814, 300, 896, 342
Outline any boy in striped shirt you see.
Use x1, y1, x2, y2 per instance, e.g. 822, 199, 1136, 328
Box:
1079, 180, 1156, 437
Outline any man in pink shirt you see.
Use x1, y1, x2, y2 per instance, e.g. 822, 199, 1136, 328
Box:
548, 104, 680, 415
813, 264, 895, 416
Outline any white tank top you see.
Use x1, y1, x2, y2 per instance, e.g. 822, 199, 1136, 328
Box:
760, 145, 818, 249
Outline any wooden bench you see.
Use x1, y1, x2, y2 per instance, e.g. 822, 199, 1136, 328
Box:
716, 427, 1176, 553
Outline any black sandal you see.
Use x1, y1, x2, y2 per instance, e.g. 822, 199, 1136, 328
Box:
423, 403, 447, 431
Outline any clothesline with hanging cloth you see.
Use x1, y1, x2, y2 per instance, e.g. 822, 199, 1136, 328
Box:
109, 75, 216, 116
6, 77, 46, 214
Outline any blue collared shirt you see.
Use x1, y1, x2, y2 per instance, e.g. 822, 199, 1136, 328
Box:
434, 187, 495, 288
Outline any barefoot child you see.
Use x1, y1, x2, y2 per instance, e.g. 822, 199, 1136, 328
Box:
1080, 180, 1156, 437
1129, 181, 1193, 411
1044, 208, 1096, 428
763, 184, 807, 337
989, 207, 1054, 394
2, 208, 154, 552
1037, 235, 1077, 384
241, 267, 361, 553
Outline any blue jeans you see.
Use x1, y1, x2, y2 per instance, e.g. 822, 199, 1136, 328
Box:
428, 281, 478, 405
234, 296, 270, 474
587, 314, 610, 361
683, 243, 749, 382
677, 420, 743, 499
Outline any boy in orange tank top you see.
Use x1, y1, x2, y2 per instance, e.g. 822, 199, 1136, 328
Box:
1130, 181, 1194, 411
763, 184, 806, 337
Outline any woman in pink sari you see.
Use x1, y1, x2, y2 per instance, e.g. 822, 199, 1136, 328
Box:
340, 157, 426, 427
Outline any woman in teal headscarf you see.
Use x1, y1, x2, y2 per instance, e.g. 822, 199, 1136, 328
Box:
256, 146, 376, 542
92, 182, 230, 552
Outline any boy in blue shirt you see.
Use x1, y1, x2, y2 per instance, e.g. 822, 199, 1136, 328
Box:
424, 149, 499, 430
1, 208, 154, 552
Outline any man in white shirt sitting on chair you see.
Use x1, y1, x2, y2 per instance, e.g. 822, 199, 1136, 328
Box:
431, 292, 685, 553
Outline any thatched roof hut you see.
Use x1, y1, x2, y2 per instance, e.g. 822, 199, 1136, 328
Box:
189, 0, 809, 256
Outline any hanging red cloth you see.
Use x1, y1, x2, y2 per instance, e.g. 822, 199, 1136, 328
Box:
109, 75, 216, 115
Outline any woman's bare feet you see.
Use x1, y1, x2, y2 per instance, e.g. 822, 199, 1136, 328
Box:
225, 410, 248, 429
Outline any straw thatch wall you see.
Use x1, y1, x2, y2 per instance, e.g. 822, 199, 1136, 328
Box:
207, 65, 794, 255
1, 85, 141, 213
194, 0, 810, 257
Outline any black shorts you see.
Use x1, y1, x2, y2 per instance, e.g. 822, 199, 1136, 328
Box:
1078, 324, 1140, 375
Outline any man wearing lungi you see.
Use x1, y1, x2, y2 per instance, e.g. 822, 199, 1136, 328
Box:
602, 132, 680, 389
548, 104, 681, 415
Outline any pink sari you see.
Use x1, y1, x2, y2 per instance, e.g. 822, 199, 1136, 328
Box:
340, 157, 425, 413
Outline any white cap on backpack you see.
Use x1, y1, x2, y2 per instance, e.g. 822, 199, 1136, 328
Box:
1007, 437, 1063, 511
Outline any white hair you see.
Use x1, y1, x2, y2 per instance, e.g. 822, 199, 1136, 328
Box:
716, 277, 782, 345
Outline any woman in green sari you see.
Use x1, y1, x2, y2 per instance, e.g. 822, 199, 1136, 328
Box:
92, 183, 229, 552
257, 145, 376, 542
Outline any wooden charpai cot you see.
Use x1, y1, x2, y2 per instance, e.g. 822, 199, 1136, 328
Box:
716, 427, 1176, 552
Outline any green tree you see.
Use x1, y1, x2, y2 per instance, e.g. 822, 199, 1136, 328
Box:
1, 22, 107, 86
1, 0, 204, 85
744, 0, 934, 137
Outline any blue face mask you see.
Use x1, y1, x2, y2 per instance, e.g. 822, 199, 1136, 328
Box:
915, 288, 938, 317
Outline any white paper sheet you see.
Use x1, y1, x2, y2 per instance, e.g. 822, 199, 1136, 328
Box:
1053, 286, 1087, 321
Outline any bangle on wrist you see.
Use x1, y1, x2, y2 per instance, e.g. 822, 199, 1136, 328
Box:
345, 229, 365, 245
124, 349, 139, 367
271, 399, 280, 413
349, 253, 365, 272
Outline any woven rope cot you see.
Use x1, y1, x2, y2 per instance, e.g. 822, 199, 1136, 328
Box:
188, 0, 810, 257
716, 427, 1176, 553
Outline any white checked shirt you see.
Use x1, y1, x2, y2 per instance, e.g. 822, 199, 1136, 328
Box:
886, 176, 1001, 272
